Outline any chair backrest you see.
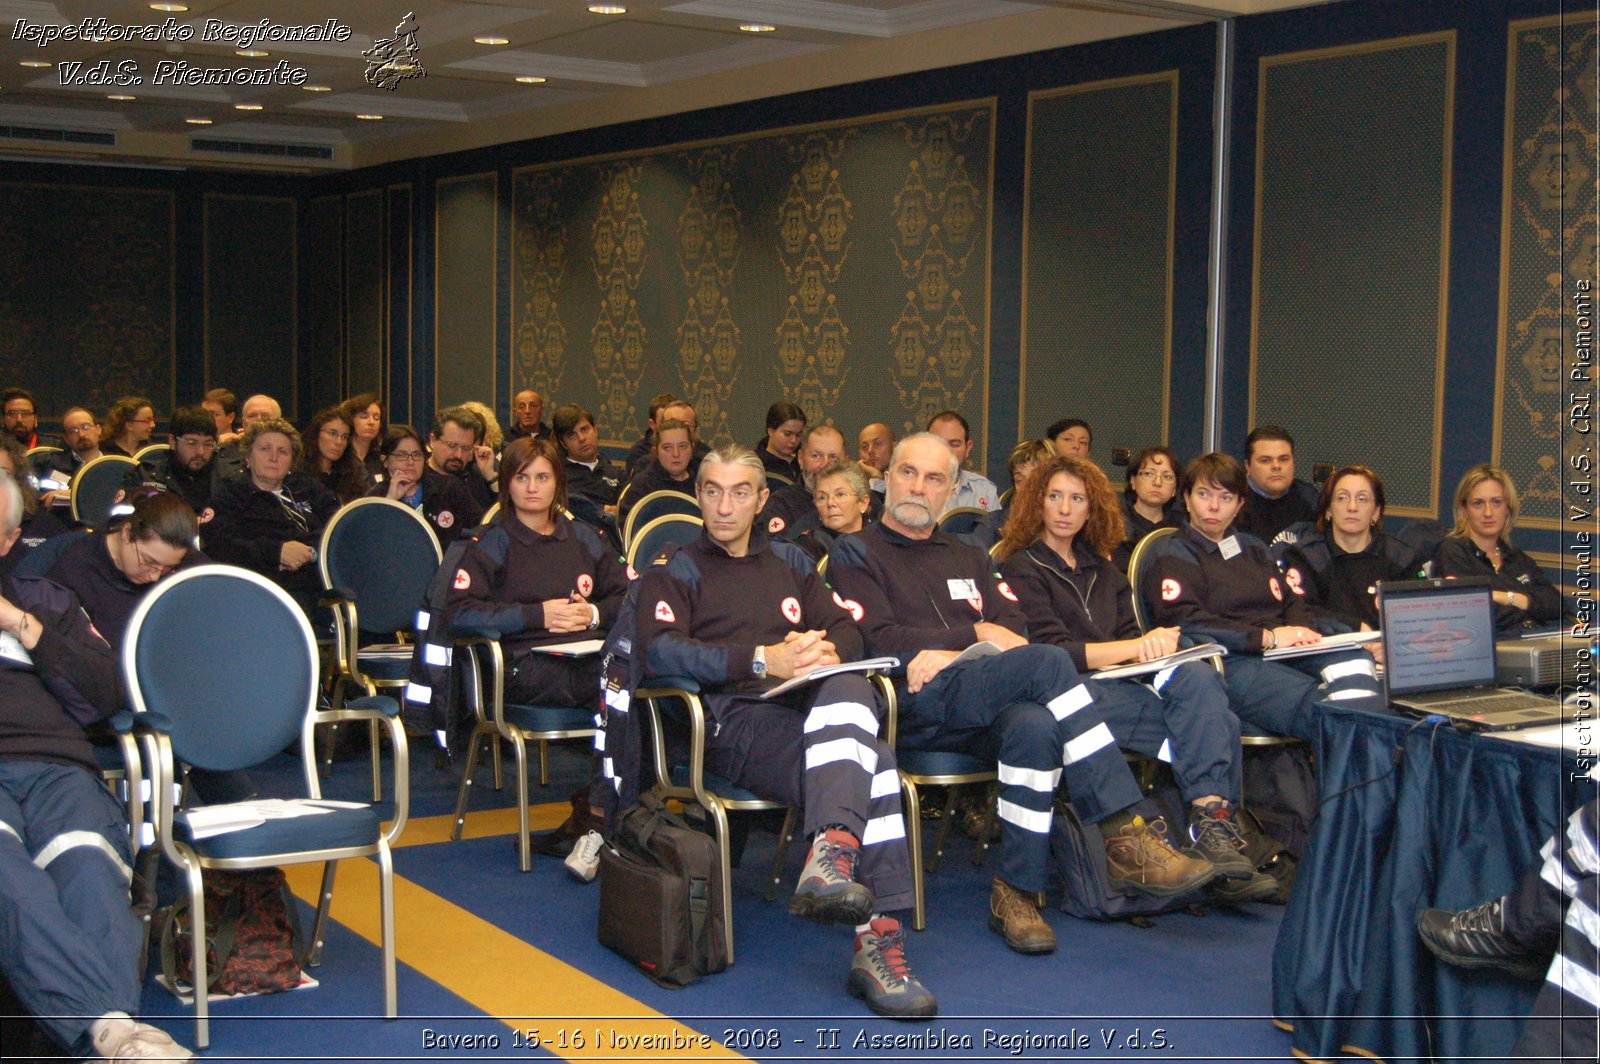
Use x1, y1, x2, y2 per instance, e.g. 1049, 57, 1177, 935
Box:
937, 506, 987, 537
627, 514, 703, 572
24, 445, 62, 459
765, 472, 793, 488
1126, 526, 1180, 632
70, 454, 140, 528
623, 489, 700, 549
134, 442, 171, 464
123, 564, 317, 772
11, 528, 90, 578
481, 501, 500, 526
319, 497, 443, 634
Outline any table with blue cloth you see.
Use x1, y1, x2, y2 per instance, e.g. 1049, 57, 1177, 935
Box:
1272, 697, 1590, 1062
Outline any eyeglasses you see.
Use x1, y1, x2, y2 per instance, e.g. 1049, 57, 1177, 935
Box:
132, 540, 180, 577
814, 489, 860, 505
63, 424, 97, 436
127, 416, 156, 425
433, 438, 474, 454
388, 450, 426, 463
700, 485, 758, 503
3, 407, 35, 419
175, 436, 216, 451
320, 428, 352, 442
1136, 470, 1176, 484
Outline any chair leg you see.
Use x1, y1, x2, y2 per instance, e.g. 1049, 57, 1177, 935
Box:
369, 718, 382, 803
538, 738, 549, 787
761, 807, 800, 902
450, 727, 488, 842
704, 799, 736, 964
927, 786, 960, 873
182, 862, 209, 1049
971, 783, 999, 868
307, 861, 338, 967
377, 841, 397, 1020
511, 732, 531, 872
901, 774, 925, 932
491, 735, 504, 790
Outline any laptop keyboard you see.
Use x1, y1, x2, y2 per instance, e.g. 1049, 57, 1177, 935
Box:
1430, 691, 1556, 715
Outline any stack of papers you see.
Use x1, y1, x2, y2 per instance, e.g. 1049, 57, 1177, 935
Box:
182, 798, 366, 839
1263, 629, 1379, 660
1091, 643, 1226, 681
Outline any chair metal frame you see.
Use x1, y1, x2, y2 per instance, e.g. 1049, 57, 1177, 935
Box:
318, 497, 443, 800
935, 505, 988, 538
449, 636, 598, 872
119, 564, 408, 1048
620, 488, 700, 551
625, 513, 704, 573
133, 442, 171, 464
68, 453, 140, 528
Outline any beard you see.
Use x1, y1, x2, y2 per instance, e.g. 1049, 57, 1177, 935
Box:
889, 496, 935, 530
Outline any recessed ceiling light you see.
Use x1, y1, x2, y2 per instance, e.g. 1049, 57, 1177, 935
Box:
588, 5, 627, 14
301, 85, 332, 92
515, 75, 546, 84
234, 103, 262, 111
739, 24, 776, 32
473, 37, 509, 45
19, 60, 52, 68
149, 3, 189, 11
185, 117, 212, 125
236, 49, 269, 58
356, 113, 384, 120
107, 94, 137, 101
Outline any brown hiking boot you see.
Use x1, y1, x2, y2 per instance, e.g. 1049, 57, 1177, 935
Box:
1105, 816, 1219, 898
988, 877, 1056, 954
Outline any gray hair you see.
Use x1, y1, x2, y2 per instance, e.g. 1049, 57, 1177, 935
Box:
240, 417, 302, 459
696, 442, 767, 490
0, 471, 23, 536
814, 459, 869, 499
890, 431, 961, 480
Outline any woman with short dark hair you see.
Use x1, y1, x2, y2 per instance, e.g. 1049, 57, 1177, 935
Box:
758, 401, 806, 482
367, 424, 481, 542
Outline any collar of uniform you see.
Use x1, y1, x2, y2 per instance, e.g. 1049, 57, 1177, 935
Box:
504, 511, 569, 546
1326, 531, 1384, 559
1025, 538, 1101, 575
1465, 537, 1516, 563
1248, 478, 1288, 500
694, 525, 772, 560
1181, 522, 1233, 555
875, 520, 948, 547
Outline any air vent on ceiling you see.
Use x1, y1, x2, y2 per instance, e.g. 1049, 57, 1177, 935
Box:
190, 137, 333, 160
0, 124, 115, 146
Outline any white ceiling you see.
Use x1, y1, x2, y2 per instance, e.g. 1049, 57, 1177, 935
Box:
0, 0, 1331, 172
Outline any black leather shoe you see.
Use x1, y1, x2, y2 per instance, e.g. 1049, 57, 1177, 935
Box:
1416, 898, 1549, 980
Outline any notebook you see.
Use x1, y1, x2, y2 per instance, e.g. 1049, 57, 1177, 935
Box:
1378, 577, 1566, 730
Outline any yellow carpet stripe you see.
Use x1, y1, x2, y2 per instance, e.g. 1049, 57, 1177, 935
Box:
284, 837, 749, 1062
387, 801, 571, 848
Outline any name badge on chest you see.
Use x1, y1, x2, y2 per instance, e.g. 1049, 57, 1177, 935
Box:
947, 578, 978, 601
1218, 535, 1241, 561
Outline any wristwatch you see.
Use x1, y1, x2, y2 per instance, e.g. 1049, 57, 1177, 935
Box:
751, 645, 768, 679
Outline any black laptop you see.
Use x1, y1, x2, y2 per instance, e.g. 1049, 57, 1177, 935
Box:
1378, 577, 1566, 730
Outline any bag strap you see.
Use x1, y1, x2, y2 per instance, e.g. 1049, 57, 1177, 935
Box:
158, 888, 245, 993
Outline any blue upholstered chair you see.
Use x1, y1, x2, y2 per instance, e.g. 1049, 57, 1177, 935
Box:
620, 489, 700, 551
118, 564, 407, 1048
318, 497, 442, 799
69, 454, 140, 529
625, 513, 703, 573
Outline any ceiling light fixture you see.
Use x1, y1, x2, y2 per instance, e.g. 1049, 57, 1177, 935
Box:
19, 60, 52, 68
739, 24, 776, 32
234, 103, 262, 111
356, 113, 384, 120
587, 5, 627, 14
515, 75, 546, 84
107, 94, 137, 101
185, 117, 212, 125
473, 37, 509, 45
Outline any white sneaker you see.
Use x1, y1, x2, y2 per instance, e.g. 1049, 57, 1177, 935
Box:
92, 1018, 195, 1062
565, 829, 604, 883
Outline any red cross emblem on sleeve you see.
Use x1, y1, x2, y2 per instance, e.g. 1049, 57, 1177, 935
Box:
453, 569, 471, 590
654, 601, 675, 623
1160, 578, 1181, 602
781, 596, 802, 624
577, 574, 593, 597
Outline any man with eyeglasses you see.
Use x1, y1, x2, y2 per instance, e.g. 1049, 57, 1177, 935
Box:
31, 407, 104, 503
2, 388, 59, 451
374, 425, 480, 542
759, 424, 850, 539
139, 406, 226, 512
634, 443, 936, 1020
427, 406, 497, 515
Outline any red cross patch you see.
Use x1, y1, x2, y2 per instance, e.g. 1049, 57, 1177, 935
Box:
453, 569, 471, 590
577, 573, 593, 597
1160, 578, 1181, 602
626, 563, 638, 581
1269, 576, 1284, 601
997, 580, 1019, 603
833, 591, 864, 622
654, 601, 675, 623
781, 596, 802, 624
966, 591, 984, 613
768, 516, 786, 534
437, 510, 454, 529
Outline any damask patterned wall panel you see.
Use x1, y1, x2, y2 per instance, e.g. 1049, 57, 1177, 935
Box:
511, 102, 994, 459
305, 196, 344, 410
1495, 15, 1598, 529
1250, 33, 1453, 517
204, 195, 297, 416
435, 174, 498, 412
345, 189, 386, 403
1021, 72, 1176, 463
0, 183, 175, 418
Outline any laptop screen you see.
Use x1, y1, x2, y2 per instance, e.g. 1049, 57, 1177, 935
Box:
1380, 579, 1499, 697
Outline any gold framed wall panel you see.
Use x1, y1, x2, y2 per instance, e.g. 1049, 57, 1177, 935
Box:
1019, 70, 1178, 458
1493, 13, 1599, 530
1248, 31, 1454, 519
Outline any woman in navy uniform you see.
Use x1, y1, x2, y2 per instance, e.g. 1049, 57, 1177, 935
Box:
368, 424, 481, 543
1433, 464, 1565, 634
757, 400, 806, 482
794, 460, 874, 563
298, 407, 369, 504
340, 392, 387, 487
1116, 445, 1185, 571
444, 436, 627, 708
617, 417, 695, 533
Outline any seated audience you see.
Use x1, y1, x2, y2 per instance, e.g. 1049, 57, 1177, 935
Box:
623, 392, 681, 479
1235, 425, 1319, 545
298, 407, 368, 505
828, 434, 1217, 956
857, 422, 895, 487
340, 393, 387, 488
32, 406, 103, 499
0, 438, 70, 575
996, 456, 1273, 903
1279, 465, 1426, 631
139, 405, 223, 513
201, 417, 339, 616
3, 388, 59, 451
926, 410, 1001, 513
1433, 463, 1565, 633
460, 401, 504, 455
100, 396, 155, 458
761, 424, 847, 538
635, 444, 934, 1018
758, 400, 807, 482
505, 389, 550, 444
617, 417, 696, 534
428, 406, 498, 511
1139, 452, 1379, 741
372, 425, 483, 542
554, 403, 623, 508
1115, 445, 1185, 571
213, 393, 282, 480
446, 437, 627, 707
794, 459, 875, 562
1045, 417, 1092, 460
201, 387, 236, 440
0, 471, 195, 1062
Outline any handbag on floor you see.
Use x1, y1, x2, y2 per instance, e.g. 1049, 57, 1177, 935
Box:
159, 868, 303, 995
597, 792, 727, 987
1051, 800, 1209, 923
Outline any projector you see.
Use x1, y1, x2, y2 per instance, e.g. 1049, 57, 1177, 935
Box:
1496, 633, 1592, 688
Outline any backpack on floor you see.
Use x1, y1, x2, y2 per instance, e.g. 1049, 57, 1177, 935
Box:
597, 792, 727, 987
1050, 801, 1210, 924
159, 868, 304, 996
